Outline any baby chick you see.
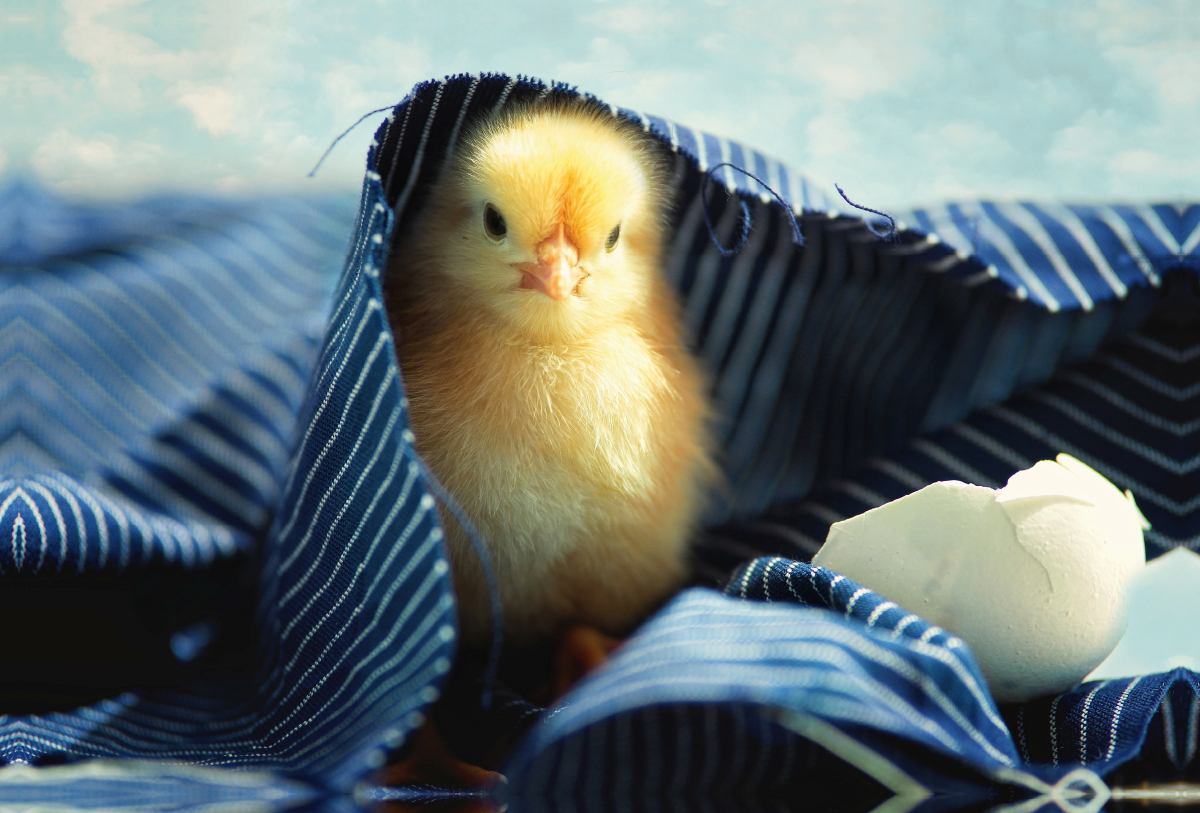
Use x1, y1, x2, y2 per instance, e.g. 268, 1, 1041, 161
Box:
384, 97, 713, 650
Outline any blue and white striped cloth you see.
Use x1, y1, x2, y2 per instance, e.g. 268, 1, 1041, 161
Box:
0, 177, 453, 789
3, 71, 1199, 810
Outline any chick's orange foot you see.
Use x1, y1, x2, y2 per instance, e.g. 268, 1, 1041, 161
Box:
549, 623, 622, 702
387, 624, 622, 785
380, 719, 504, 793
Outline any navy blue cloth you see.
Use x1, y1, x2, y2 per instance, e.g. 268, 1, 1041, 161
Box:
368, 74, 1198, 806
3, 71, 1199, 811
697, 273, 1198, 569
722, 559, 1181, 780
0, 179, 453, 789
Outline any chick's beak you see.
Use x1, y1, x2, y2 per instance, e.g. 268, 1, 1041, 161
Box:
515, 224, 584, 300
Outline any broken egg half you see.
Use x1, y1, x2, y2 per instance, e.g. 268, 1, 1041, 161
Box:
812, 454, 1148, 703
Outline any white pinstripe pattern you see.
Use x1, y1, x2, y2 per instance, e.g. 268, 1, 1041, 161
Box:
909, 439, 1000, 487
1061, 370, 1200, 435
1105, 677, 1142, 762
380, 97, 416, 198
1133, 204, 1182, 254
1077, 682, 1107, 765
0, 180, 455, 783
506, 589, 1018, 800
440, 75, 480, 168
1103, 353, 1200, 399
585, 597, 1004, 756
7, 74, 1197, 796
1028, 390, 1200, 474
690, 126, 709, 172
272, 299, 383, 555
1041, 203, 1127, 297
972, 204, 1062, 310
982, 406, 1198, 518
902, 201, 1199, 310
275, 329, 394, 592
392, 83, 445, 218
907, 205, 981, 260
663, 117, 680, 153
1128, 332, 1200, 362
1094, 206, 1161, 284
718, 137, 735, 189
1183, 220, 1200, 255
995, 202, 1094, 310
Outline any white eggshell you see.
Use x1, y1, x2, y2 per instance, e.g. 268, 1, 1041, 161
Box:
813, 455, 1146, 703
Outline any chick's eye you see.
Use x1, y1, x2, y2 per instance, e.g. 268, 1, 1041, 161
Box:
484, 204, 507, 240
605, 224, 620, 252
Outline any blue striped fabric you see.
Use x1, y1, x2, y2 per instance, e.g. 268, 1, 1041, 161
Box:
720, 559, 1178, 776
370, 74, 1176, 527
365, 74, 1200, 803
898, 202, 1198, 311
717, 559, 1200, 790
502, 586, 1031, 800
6, 69, 1199, 808
0, 177, 455, 789
683, 270, 1200, 795
0, 183, 348, 566
0, 760, 316, 811
698, 289, 1200, 566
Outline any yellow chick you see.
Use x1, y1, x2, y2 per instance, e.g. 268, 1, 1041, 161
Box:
384, 97, 713, 649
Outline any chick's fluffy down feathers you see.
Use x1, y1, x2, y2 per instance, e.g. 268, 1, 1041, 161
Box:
385, 99, 714, 648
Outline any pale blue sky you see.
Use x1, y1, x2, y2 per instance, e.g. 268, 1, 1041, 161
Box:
0, 0, 1195, 207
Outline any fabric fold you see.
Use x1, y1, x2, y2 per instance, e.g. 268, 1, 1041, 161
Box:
1, 70, 1196, 804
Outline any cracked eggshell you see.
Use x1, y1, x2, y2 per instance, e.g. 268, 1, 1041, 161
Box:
812, 455, 1147, 703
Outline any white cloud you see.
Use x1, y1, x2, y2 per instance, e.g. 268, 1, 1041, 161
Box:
214, 173, 248, 194
1107, 148, 1199, 200
805, 113, 863, 159
1152, 52, 1200, 111
783, 9, 931, 102
5, 0, 1190, 205
0, 147, 7, 176
1047, 109, 1121, 166
59, 0, 290, 138
582, 5, 676, 37
317, 36, 433, 128
2, 10, 45, 27
0, 66, 67, 101
30, 129, 164, 194
61, 0, 203, 109
555, 36, 635, 85
1109, 149, 1169, 176
63, 0, 147, 16
1072, 0, 1199, 50
173, 82, 238, 136
915, 122, 1015, 176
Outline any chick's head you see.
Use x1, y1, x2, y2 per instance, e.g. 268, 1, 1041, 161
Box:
425, 100, 671, 341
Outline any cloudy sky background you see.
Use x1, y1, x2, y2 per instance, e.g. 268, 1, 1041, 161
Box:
0, 0, 1195, 207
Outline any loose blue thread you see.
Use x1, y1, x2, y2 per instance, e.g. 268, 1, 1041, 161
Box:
834, 184, 898, 241
308, 105, 395, 178
702, 162, 804, 256
412, 454, 504, 711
